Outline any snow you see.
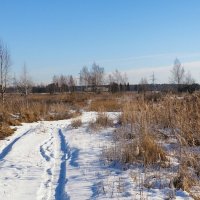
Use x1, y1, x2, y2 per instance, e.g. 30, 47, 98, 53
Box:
0, 112, 193, 199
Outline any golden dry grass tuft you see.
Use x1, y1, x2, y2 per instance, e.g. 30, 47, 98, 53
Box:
89, 112, 114, 131
0, 122, 16, 140
140, 134, 167, 165
71, 118, 82, 129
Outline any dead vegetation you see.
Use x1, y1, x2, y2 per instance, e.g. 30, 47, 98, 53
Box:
71, 118, 82, 129
89, 112, 114, 131
102, 92, 200, 198
0, 122, 16, 139
89, 95, 121, 112
1, 91, 200, 198
95, 113, 114, 127
0, 93, 90, 138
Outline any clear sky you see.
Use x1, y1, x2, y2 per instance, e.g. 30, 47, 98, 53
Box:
1, 0, 200, 84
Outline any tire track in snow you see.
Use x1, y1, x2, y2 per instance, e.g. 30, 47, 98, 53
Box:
0, 123, 44, 161
0, 122, 54, 199
37, 130, 55, 200
55, 129, 71, 200
39, 136, 54, 162
0, 129, 31, 160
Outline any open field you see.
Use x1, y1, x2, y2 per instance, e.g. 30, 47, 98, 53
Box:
0, 92, 200, 199
1, 1, 200, 199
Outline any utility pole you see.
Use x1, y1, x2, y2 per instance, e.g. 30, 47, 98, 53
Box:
150, 72, 156, 91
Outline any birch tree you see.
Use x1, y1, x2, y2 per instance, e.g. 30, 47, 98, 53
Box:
0, 40, 11, 107
80, 66, 90, 86
17, 64, 33, 104
91, 62, 104, 91
185, 71, 195, 85
170, 58, 185, 84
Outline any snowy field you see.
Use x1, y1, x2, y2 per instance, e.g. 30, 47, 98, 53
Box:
0, 112, 192, 199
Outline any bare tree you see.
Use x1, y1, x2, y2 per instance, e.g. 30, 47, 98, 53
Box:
12, 73, 18, 93
108, 74, 114, 84
108, 69, 128, 85
170, 58, 185, 84
138, 77, 148, 94
68, 75, 76, 92
59, 74, 68, 93
0, 40, 11, 106
17, 64, 33, 98
91, 62, 104, 91
108, 69, 128, 93
185, 71, 195, 85
79, 63, 104, 92
52, 75, 59, 85
80, 66, 90, 87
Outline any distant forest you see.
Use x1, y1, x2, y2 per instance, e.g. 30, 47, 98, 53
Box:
7, 83, 200, 94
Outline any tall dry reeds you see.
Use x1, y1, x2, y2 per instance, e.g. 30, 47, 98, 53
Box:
0, 93, 88, 138
104, 93, 200, 197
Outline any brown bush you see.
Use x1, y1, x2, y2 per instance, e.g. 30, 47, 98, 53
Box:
140, 134, 167, 165
103, 142, 139, 164
71, 118, 82, 129
0, 123, 15, 140
105, 129, 167, 166
96, 113, 113, 127
173, 164, 196, 195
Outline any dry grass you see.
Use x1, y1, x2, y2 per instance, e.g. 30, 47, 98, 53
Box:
102, 92, 200, 197
173, 165, 195, 193
121, 94, 200, 145
0, 93, 88, 139
105, 125, 167, 165
103, 142, 138, 164
1, 91, 200, 197
89, 98, 121, 112
140, 134, 167, 165
0, 92, 123, 137
0, 123, 16, 139
89, 112, 114, 131
95, 113, 113, 127
71, 118, 82, 129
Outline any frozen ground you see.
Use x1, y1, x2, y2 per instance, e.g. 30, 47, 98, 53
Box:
0, 112, 193, 199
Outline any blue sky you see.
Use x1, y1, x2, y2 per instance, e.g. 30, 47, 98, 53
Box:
1, 0, 200, 83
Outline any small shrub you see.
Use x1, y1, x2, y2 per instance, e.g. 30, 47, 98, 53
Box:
95, 113, 113, 127
140, 134, 167, 165
88, 113, 114, 131
173, 166, 194, 192
0, 123, 16, 139
71, 118, 82, 129
113, 125, 135, 141
103, 141, 140, 164
104, 132, 167, 166
21, 111, 39, 122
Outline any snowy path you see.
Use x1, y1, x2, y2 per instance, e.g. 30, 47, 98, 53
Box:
0, 112, 108, 200
0, 112, 193, 200
0, 120, 67, 200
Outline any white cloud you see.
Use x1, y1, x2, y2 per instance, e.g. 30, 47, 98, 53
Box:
123, 60, 200, 84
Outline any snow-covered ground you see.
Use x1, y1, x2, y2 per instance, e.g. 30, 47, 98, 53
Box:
0, 112, 193, 200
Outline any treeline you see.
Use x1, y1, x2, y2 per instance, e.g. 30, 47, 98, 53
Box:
7, 83, 199, 94
30, 63, 130, 94
6, 60, 200, 94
